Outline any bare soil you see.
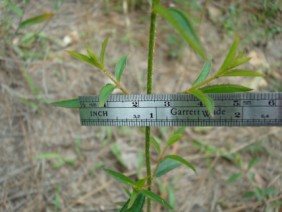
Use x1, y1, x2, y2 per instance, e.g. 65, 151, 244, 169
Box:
0, 1, 281, 211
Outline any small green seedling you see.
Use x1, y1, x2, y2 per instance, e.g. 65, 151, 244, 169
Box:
2, 1, 55, 112
226, 157, 281, 211
52, 1, 264, 211
54, 185, 61, 212
36, 152, 76, 169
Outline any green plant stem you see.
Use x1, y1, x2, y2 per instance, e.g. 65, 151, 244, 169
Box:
184, 75, 218, 93
184, 71, 226, 93
100, 67, 129, 94
145, 1, 159, 211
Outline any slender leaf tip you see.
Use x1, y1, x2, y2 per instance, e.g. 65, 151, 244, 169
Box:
50, 98, 80, 108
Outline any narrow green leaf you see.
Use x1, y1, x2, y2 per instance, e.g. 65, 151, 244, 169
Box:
86, 46, 100, 67
167, 133, 183, 146
220, 69, 265, 77
114, 55, 127, 82
156, 157, 181, 177
36, 153, 62, 159
140, 190, 172, 209
165, 155, 196, 173
192, 59, 212, 86
19, 12, 54, 28
6, 0, 23, 16
218, 37, 239, 73
100, 36, 110, 65
190, 89, 214, 115
199, 84, 253, 93
51, 98, 80, 108
151, 136, 161, 154
99, 83, 116, 107
120, 193, 145, 212
247, 157, 260, 171
103, 168, 135, 186
226, 53, 251, 70
128, 190, 139, 209
130, 193, 145, 211
67, 51, 94, 65
154, 5, 206, 60
225, 172, 242, 184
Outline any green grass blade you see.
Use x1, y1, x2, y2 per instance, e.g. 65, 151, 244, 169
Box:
154, 5, 206, 60
218, 36, 239, 73
104, 168, 135, 186
100, 36, 110, 66
114, 55, 127, 82
199, 84, 253, 93
99, 83, 116, 107
51, 98, 80, 108
19, 12, 54, 28
165, 155, 196, 173
220, 69, 265, 77
192, 59, 212, 86
156, 157, 181, 177
35, 153, 62, 159
190, 89, 214, 115
140, 190, 172, 209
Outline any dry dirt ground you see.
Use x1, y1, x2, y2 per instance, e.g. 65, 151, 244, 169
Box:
0, 1, 282, 211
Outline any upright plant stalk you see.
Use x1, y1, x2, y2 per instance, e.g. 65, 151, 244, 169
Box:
146, 0, 159, 211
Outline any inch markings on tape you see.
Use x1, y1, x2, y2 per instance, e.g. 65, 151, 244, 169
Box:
79, 93, 282, 127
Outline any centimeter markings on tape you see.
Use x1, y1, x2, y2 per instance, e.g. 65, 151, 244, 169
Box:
79, 93, 282, 127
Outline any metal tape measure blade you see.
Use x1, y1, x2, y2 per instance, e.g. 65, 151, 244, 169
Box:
79, 93, 282, 126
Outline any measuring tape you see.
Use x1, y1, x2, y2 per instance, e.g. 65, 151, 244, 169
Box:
79, 93, 282, 127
